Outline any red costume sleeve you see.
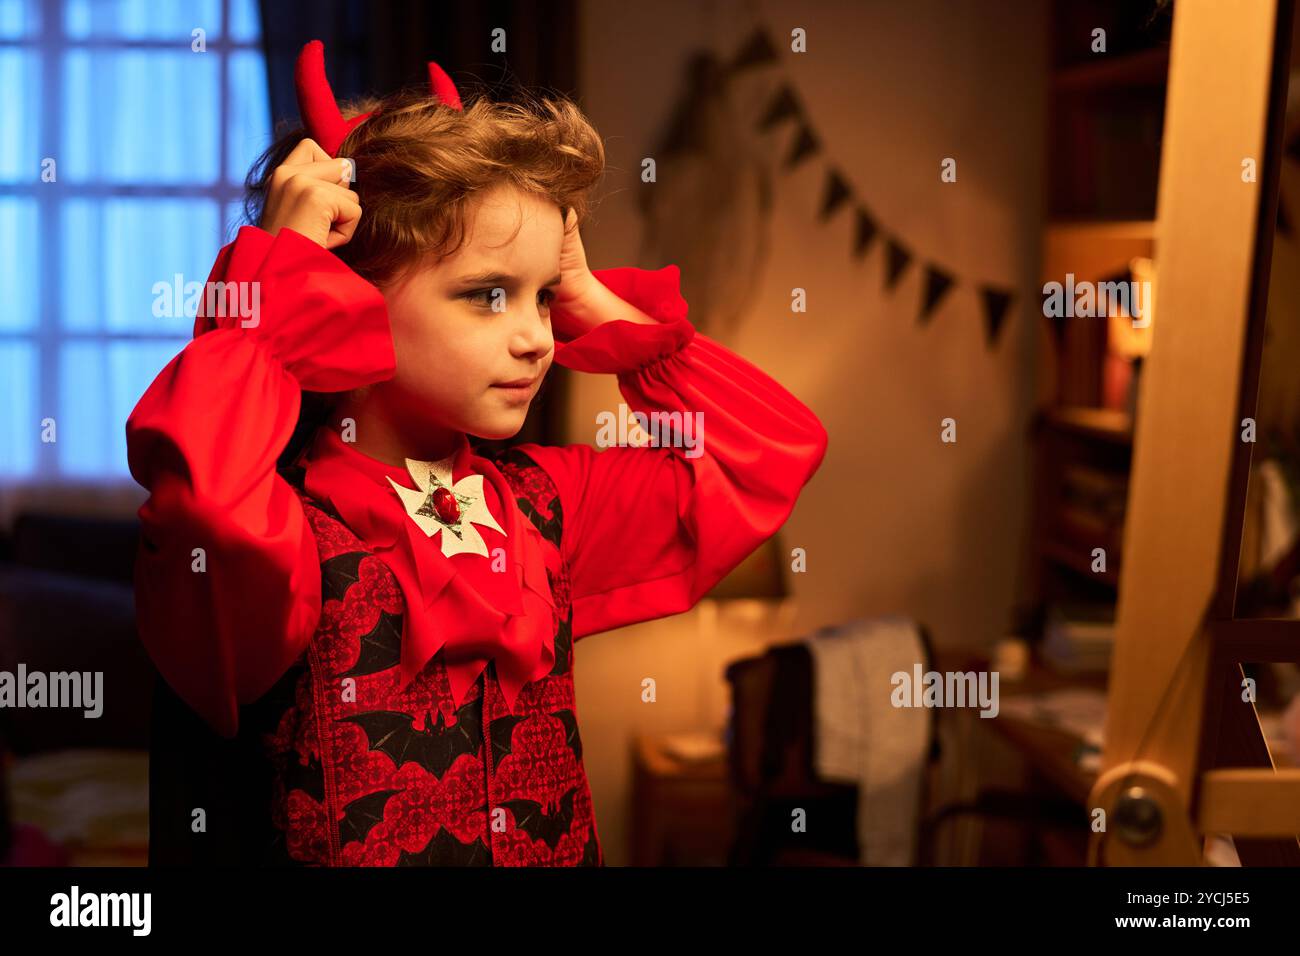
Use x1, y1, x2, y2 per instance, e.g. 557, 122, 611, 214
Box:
125, 226, 395, 737
522, 265, 829, 640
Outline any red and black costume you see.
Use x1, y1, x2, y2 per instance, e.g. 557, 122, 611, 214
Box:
126, 41, 828, 866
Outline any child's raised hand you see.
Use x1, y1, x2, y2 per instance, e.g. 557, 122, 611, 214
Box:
549, 207, 660, 340
260, 137, 362, 250
552, 207, 599, 339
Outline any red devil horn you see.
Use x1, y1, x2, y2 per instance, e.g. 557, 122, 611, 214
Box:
295, 41, 462, 156
428, 61, 464, 112
295, 40, 372, 156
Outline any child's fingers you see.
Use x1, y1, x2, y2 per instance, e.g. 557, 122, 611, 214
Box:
274, 157, 356, 189
281, 136, 336, 168
323, 186, 362, 250
262, 147, 360, 249
325, 215, 360, 250
325, 212, 361, 249
312, 178, 360, 206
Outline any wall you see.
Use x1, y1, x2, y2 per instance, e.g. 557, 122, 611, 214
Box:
572, 0, 1047, 863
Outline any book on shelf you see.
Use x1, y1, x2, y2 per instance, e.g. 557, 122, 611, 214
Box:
1042, 602, 1115, 675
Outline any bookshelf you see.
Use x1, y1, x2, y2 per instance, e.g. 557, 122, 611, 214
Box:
1025, 1, 1174, 652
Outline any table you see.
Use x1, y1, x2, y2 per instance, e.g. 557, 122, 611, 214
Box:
629, 733, 734, 866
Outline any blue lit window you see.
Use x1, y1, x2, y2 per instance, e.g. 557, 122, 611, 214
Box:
0, 0, 270, 481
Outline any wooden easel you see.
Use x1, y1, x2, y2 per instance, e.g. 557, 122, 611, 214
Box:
1088, 0, 1300, 866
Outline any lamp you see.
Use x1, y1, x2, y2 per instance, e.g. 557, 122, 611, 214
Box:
704, 533, 789, 601
694, 534, 792, 736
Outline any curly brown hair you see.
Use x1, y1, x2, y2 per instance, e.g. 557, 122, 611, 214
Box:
244, 83, 607, 285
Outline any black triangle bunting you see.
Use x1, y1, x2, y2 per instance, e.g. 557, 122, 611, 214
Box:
884, 238, 911, 290
727, 28, 780, 75
920, 266, 954, 323
736, 26, 1023, 344
819, 169, 853, 221
784, 124, 819, 168
980, 287, 1015, 346
853, 208, 877, 259
758, 85, 801, 131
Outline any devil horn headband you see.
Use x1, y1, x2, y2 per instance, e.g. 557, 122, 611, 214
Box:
294, 39, 464, 157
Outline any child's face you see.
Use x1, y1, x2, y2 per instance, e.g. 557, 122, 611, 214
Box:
377, 183, 561, 441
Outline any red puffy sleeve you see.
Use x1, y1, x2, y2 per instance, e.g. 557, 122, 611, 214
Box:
125, 226, 396, 738
520, 265, 828, 640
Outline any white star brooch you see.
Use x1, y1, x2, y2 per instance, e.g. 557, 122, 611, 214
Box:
387, 454, 505, 558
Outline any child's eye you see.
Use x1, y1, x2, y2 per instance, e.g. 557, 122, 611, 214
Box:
460, 288, 555, 310
461, 288, 499, 308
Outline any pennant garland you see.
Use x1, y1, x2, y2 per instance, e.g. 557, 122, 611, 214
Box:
853, 208, 877, 260
884, 238, 911, 291
729, 27, 781, 74
784, 125, 820, 168
819, 169, 853, 221
726, 26, 1019, 347
980, 288, 1016, 347
921, 267, 954, 323
758, 85, 800, 130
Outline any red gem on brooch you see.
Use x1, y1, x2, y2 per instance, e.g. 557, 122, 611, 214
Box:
431, 486, 460, 524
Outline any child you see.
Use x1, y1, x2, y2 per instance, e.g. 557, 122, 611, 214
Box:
127, 40, 827, 866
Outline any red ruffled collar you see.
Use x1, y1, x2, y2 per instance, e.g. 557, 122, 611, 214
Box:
300, 426, 558, 714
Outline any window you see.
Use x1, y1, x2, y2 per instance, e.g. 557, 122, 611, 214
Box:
0, 0, 270, 492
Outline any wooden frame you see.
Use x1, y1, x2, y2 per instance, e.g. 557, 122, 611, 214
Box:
1088, 0, 1299, 865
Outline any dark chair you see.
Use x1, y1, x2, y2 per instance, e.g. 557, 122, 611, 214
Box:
723, 624, 1087, 865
